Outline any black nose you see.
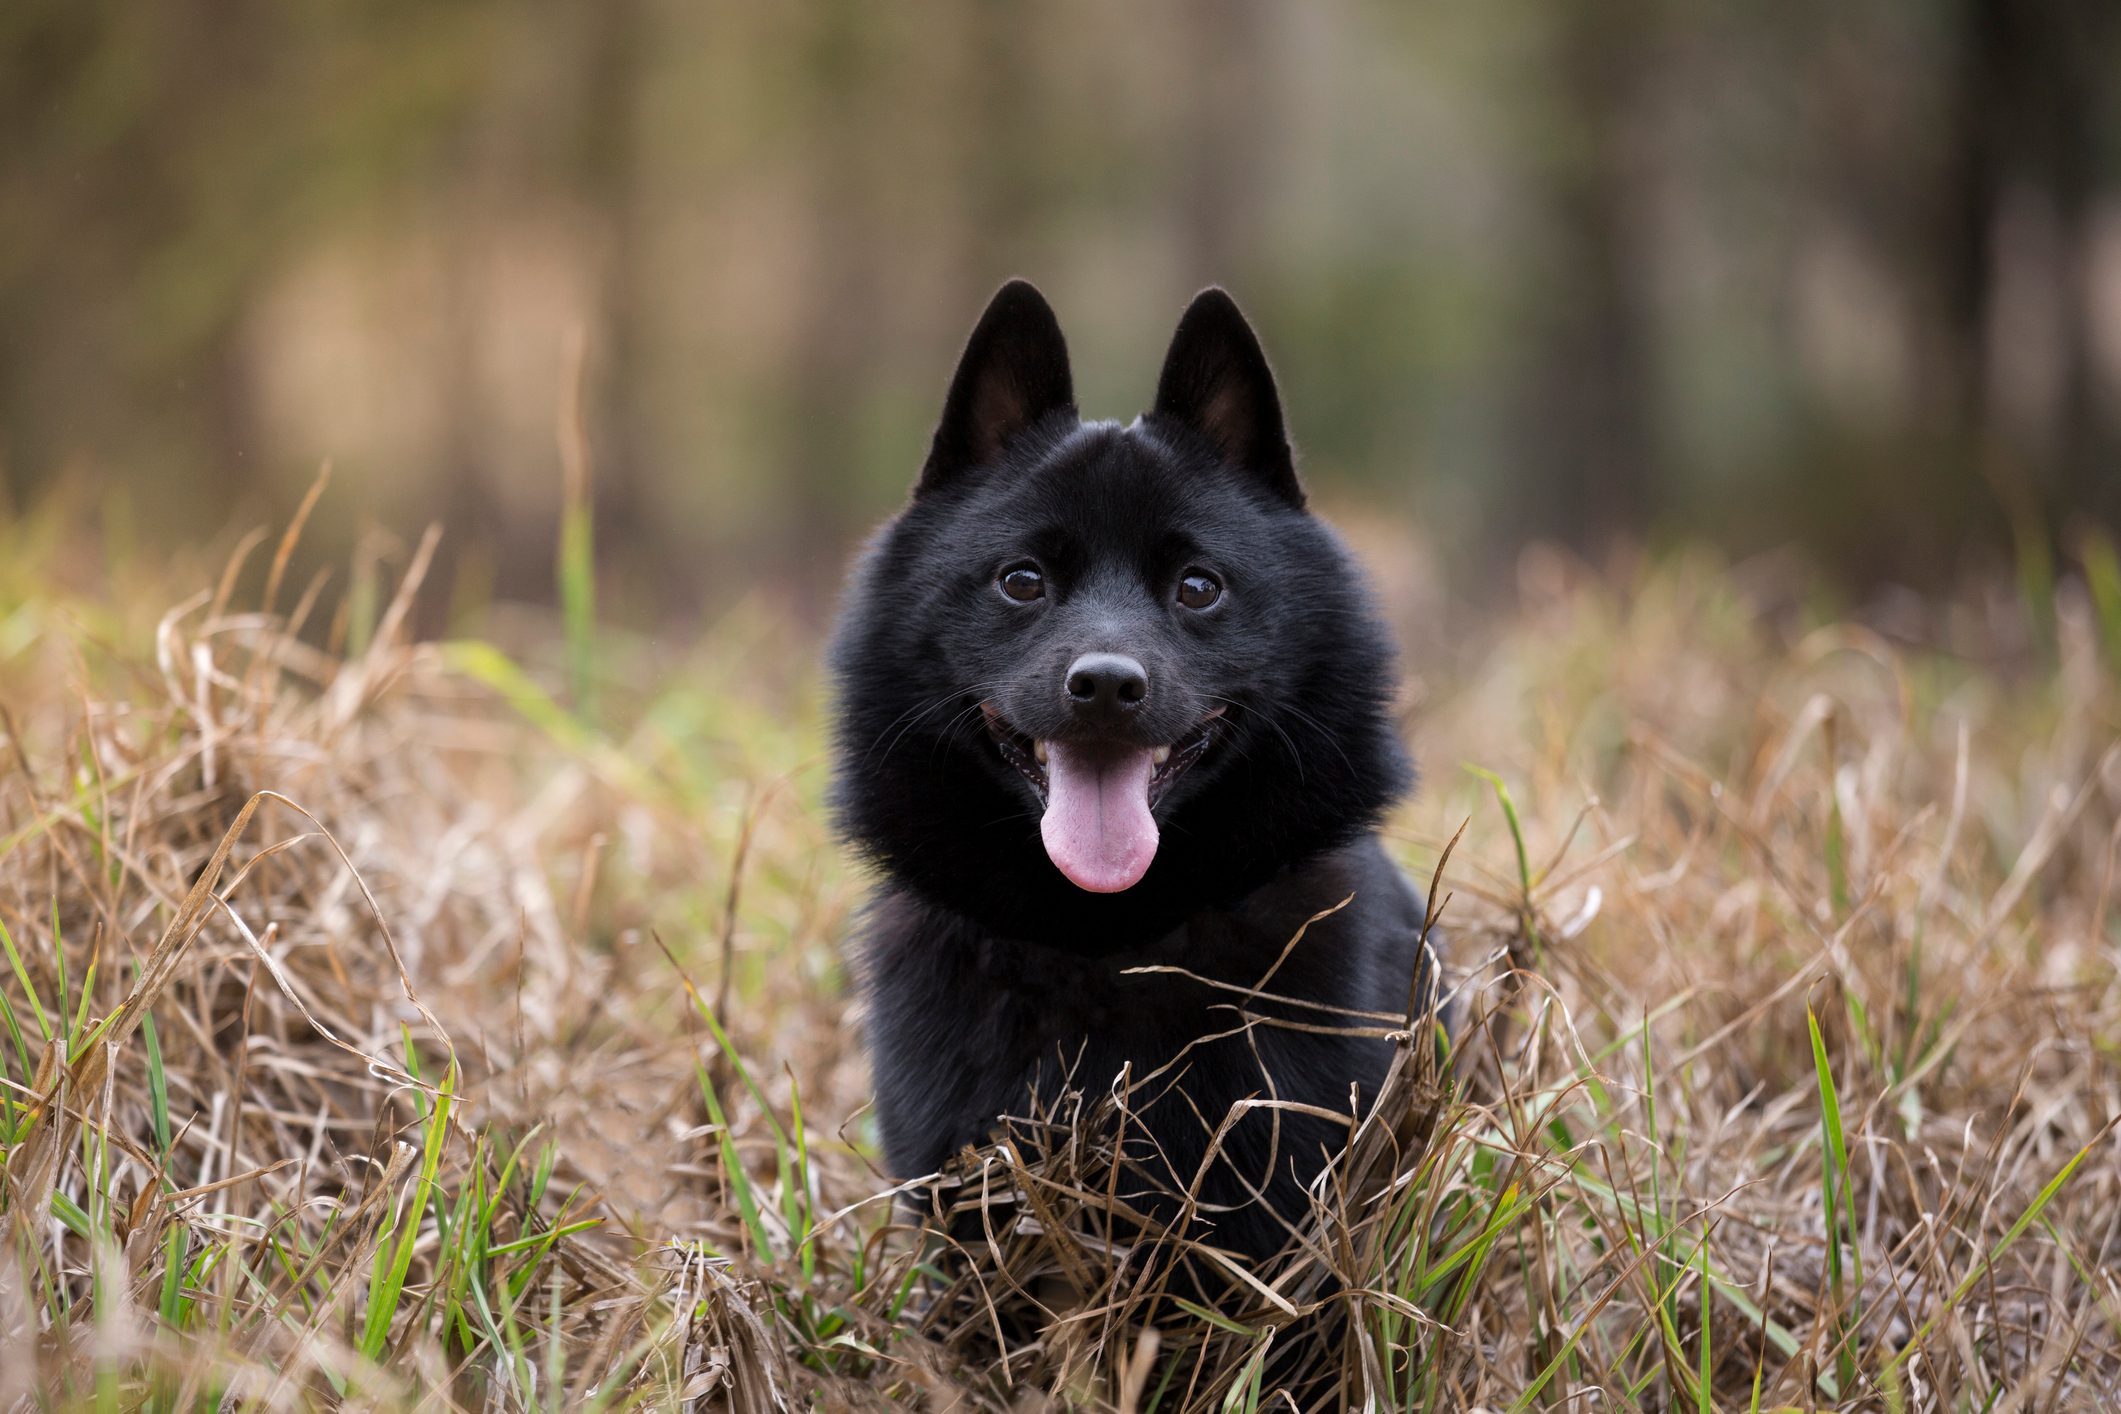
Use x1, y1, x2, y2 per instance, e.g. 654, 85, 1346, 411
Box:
1064, 652, 1148, 712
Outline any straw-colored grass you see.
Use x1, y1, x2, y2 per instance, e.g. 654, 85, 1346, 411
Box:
0, 506, 2117, 1411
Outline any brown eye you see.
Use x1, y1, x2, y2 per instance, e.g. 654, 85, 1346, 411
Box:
1177, 569, 1222, 611
998, 562, 1045, 602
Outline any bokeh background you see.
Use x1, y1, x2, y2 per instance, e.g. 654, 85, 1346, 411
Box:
5, 0, 2120, 622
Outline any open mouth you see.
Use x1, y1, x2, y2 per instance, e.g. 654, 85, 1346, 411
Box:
980, 701, 1225, 894
979, 702, 1224, 808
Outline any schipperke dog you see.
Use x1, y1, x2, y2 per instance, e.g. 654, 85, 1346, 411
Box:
830, 281, 1435, 1273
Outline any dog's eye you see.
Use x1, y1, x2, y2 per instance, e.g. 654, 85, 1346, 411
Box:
998, 562, 1045, 603
1177, 569, 1223, 611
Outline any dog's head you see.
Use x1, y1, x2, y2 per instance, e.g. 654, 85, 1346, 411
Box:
832, 281, 1409, 936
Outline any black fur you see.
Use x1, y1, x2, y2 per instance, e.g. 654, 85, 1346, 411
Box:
829, 281, 1433, 1267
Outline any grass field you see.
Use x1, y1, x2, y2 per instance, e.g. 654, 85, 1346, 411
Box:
1, 499, 2118, 1410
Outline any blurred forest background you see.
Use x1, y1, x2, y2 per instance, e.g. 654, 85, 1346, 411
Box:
4, 0, 2120, 623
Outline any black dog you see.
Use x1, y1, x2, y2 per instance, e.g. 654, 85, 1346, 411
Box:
830, 281, 1434, 1270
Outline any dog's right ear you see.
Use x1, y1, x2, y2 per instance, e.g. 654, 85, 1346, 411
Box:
918, 280, 1075, 496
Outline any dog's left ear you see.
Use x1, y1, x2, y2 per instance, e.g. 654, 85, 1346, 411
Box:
1151, 288, 1302, 508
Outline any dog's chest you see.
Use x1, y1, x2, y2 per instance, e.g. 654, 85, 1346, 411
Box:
976, 933, 1187, 1034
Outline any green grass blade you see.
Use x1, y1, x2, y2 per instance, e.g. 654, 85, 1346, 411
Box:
51, 899, 70, 1053
1808, 1004, 1863, 1391
2081, 526, 2121, 667
0, 913, 51, 1041
143, 1001, 173, 1162
1696, 1233, 1712, 1414
0, 985, 30, 1136
360, 1067, 455, 1360
1465, 764, 1532, 893
1884, 1124, 2109, 1375
559, 498, 597, 720
696, 1060, 773, 1262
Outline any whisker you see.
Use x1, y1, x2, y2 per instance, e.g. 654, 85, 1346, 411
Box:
864, 679, 1015, 770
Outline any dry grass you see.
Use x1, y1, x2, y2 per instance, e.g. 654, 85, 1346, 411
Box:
0, 507, 2117, 1411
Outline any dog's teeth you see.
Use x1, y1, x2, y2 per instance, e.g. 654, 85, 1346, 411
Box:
1034, 740, 1049, 764
1152, 745, 1171, 766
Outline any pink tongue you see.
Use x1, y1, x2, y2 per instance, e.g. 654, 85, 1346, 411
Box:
1039, 741, 1160, 893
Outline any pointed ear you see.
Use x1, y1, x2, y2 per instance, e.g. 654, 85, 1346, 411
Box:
1151, 288, 1303, 508
918, 280, 1075, 495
